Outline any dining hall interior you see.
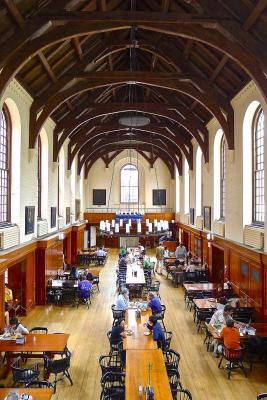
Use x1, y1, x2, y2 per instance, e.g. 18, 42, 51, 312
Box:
0, 0, 267, 399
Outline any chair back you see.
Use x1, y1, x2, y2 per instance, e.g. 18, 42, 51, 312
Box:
44, 347, 71, 374
178, 389, 193, 399
29, 327, 48, 334
27, 380, 51, 388
111, 304, 125, 320
257, 394, 267, 399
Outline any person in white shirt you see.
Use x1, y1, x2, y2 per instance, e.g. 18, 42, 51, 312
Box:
96, 247, 106, 257
7, 317, 29, 335
209, 305, 233, 356
163, 247, 169, 258
114, 288, 129, 311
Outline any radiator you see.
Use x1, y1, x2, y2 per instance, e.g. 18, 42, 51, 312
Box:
243, 225, 264, 249
0, 225, 20, 250
213, 220, 225, 237
196, 216, 203, 229
37, 220, 48, 237
58, 216, 65, 229
180, 214, 189, 225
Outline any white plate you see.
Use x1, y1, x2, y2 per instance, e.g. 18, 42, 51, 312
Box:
144, 331, 150, 336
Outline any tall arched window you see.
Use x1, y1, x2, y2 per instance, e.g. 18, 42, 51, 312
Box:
0, 106, 11, 222
253, 107, 265, 224
120, 164, 138, 203
195, 147, 202, 217
37, 136, 42, 219
184, 158, 189, 214
220, 136, 226, 219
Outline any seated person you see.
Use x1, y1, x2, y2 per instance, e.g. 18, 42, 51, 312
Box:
216, 297, 227, 311
163, 247, 169, 258
78, 276, 92, 297
209, 305, 234, 357
219, 318, 241, 356
143, 256, 151, 269
96, 247, 107, 257
110, 318, 127, 344
5, 284, 13, 304
139, 244, 145, 254
4, 302, 9, 327
147, 292, 162, 317
114, 288, 129, 311
119, 254, 127, 269
7, 317, 29, 335
85, 269, 98, 281
69, 265, 79, 280
146, 316, 165, 350
120, 247, 127, 257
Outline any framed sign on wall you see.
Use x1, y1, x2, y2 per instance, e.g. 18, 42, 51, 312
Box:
93, 189, 106, 205
25, 206, 35, 235
152, 189, 166, 206
203, 206, 211, 230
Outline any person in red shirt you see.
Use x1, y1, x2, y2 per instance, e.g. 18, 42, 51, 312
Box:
220, 318, 241, 358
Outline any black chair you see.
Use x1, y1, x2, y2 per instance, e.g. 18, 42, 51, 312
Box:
92, 276, 100, 292
100, 371, 125, 400
177, 389, 193, 399
29, 327, 48, 334
11, 357, 40, 386
111, 305, 125, 326
163, 331, 173, 352
167, 368, 183, 398
107, 331, 124, 355
26, 380, 51, 388
257, 394, 267, 399
164, 349, 181, 372
44, 347, 73, 392
203, 318, 212, 351
76, 289, 91, 309
99, 354, 123, 376
157, 304, 166, 330
149, 280, 161, 298
218, 347, 247, 379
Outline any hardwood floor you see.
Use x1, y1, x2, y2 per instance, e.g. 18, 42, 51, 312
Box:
3, 249, 267, 399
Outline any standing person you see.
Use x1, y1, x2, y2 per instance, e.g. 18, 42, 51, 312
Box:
155, 242, 165, 274
175, 243, 187, 259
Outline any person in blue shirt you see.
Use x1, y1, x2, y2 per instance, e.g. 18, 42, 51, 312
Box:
147, 292, 162, 316
114, 288, 129, 311
146, 316, 165, 350
78, 276, 92, 298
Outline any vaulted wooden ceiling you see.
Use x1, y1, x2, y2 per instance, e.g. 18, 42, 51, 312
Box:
1, 0, 267, 177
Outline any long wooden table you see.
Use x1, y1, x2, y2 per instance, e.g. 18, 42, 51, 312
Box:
207, 323, 267, 339
124, 309, 157, 350
126, 349, 172, 400
194, 298, 255, 310
184, 282, 228, 292
126, 263, 146, 285
0, 333, 69, 377
0, 388, 53, 399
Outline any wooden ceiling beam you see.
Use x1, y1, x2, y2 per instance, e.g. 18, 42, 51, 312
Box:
68, 126, 192, 170
72, 37, 84, 60
1, 15, 267, 106
85, 145, 176, 177
242, 0, 267, 30
80, 140, 179, 177
3, 0, 25, 29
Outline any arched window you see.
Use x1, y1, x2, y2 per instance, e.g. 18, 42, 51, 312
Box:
220, 136, 226, 219
0, 106, 11, 222
195, 147, 202, 216
37, 136, 42, 219
253, 108, 265, 224
184, 158, 189, 214
120, 164, 138, 203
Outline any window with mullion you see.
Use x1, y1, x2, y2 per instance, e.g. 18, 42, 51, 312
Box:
37, 136, 42, 219
120, 164, 139, 204
0, 106, 10, 222
220, 136, 226, 219
253, 108, 265, 224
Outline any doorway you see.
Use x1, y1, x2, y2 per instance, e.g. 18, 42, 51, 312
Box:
211, 246, 224, 283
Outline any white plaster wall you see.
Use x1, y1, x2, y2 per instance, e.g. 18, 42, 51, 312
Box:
86, 150, 174, 210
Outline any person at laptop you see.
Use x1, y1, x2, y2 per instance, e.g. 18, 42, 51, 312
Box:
7, 317, 29, 335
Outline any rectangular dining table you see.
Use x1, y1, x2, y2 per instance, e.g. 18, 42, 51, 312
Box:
183, 282, 228, 292
207, 323, 267, 339
0, 333, 69, 376
0, 388, 53, 400
124, 309, 157, 350
126, 349, 172, 400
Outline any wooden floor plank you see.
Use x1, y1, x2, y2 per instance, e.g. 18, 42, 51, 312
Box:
2, 249, 267, 399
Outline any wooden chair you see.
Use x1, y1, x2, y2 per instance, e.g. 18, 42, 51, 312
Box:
218, 347, 247, 379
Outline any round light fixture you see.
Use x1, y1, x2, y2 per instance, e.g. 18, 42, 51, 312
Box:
119, 115, 150, 127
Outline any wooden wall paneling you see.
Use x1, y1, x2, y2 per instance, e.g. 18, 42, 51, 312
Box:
71, 224, 86, 263
84, 212, 115, 223
249, 263, 262, 307
104, 236, 119, 248
162, 241, 177, 252
35, 247, 46, 305
24, 252, 35, 312
63, 231, 72, 263
144, 212, 175, 222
